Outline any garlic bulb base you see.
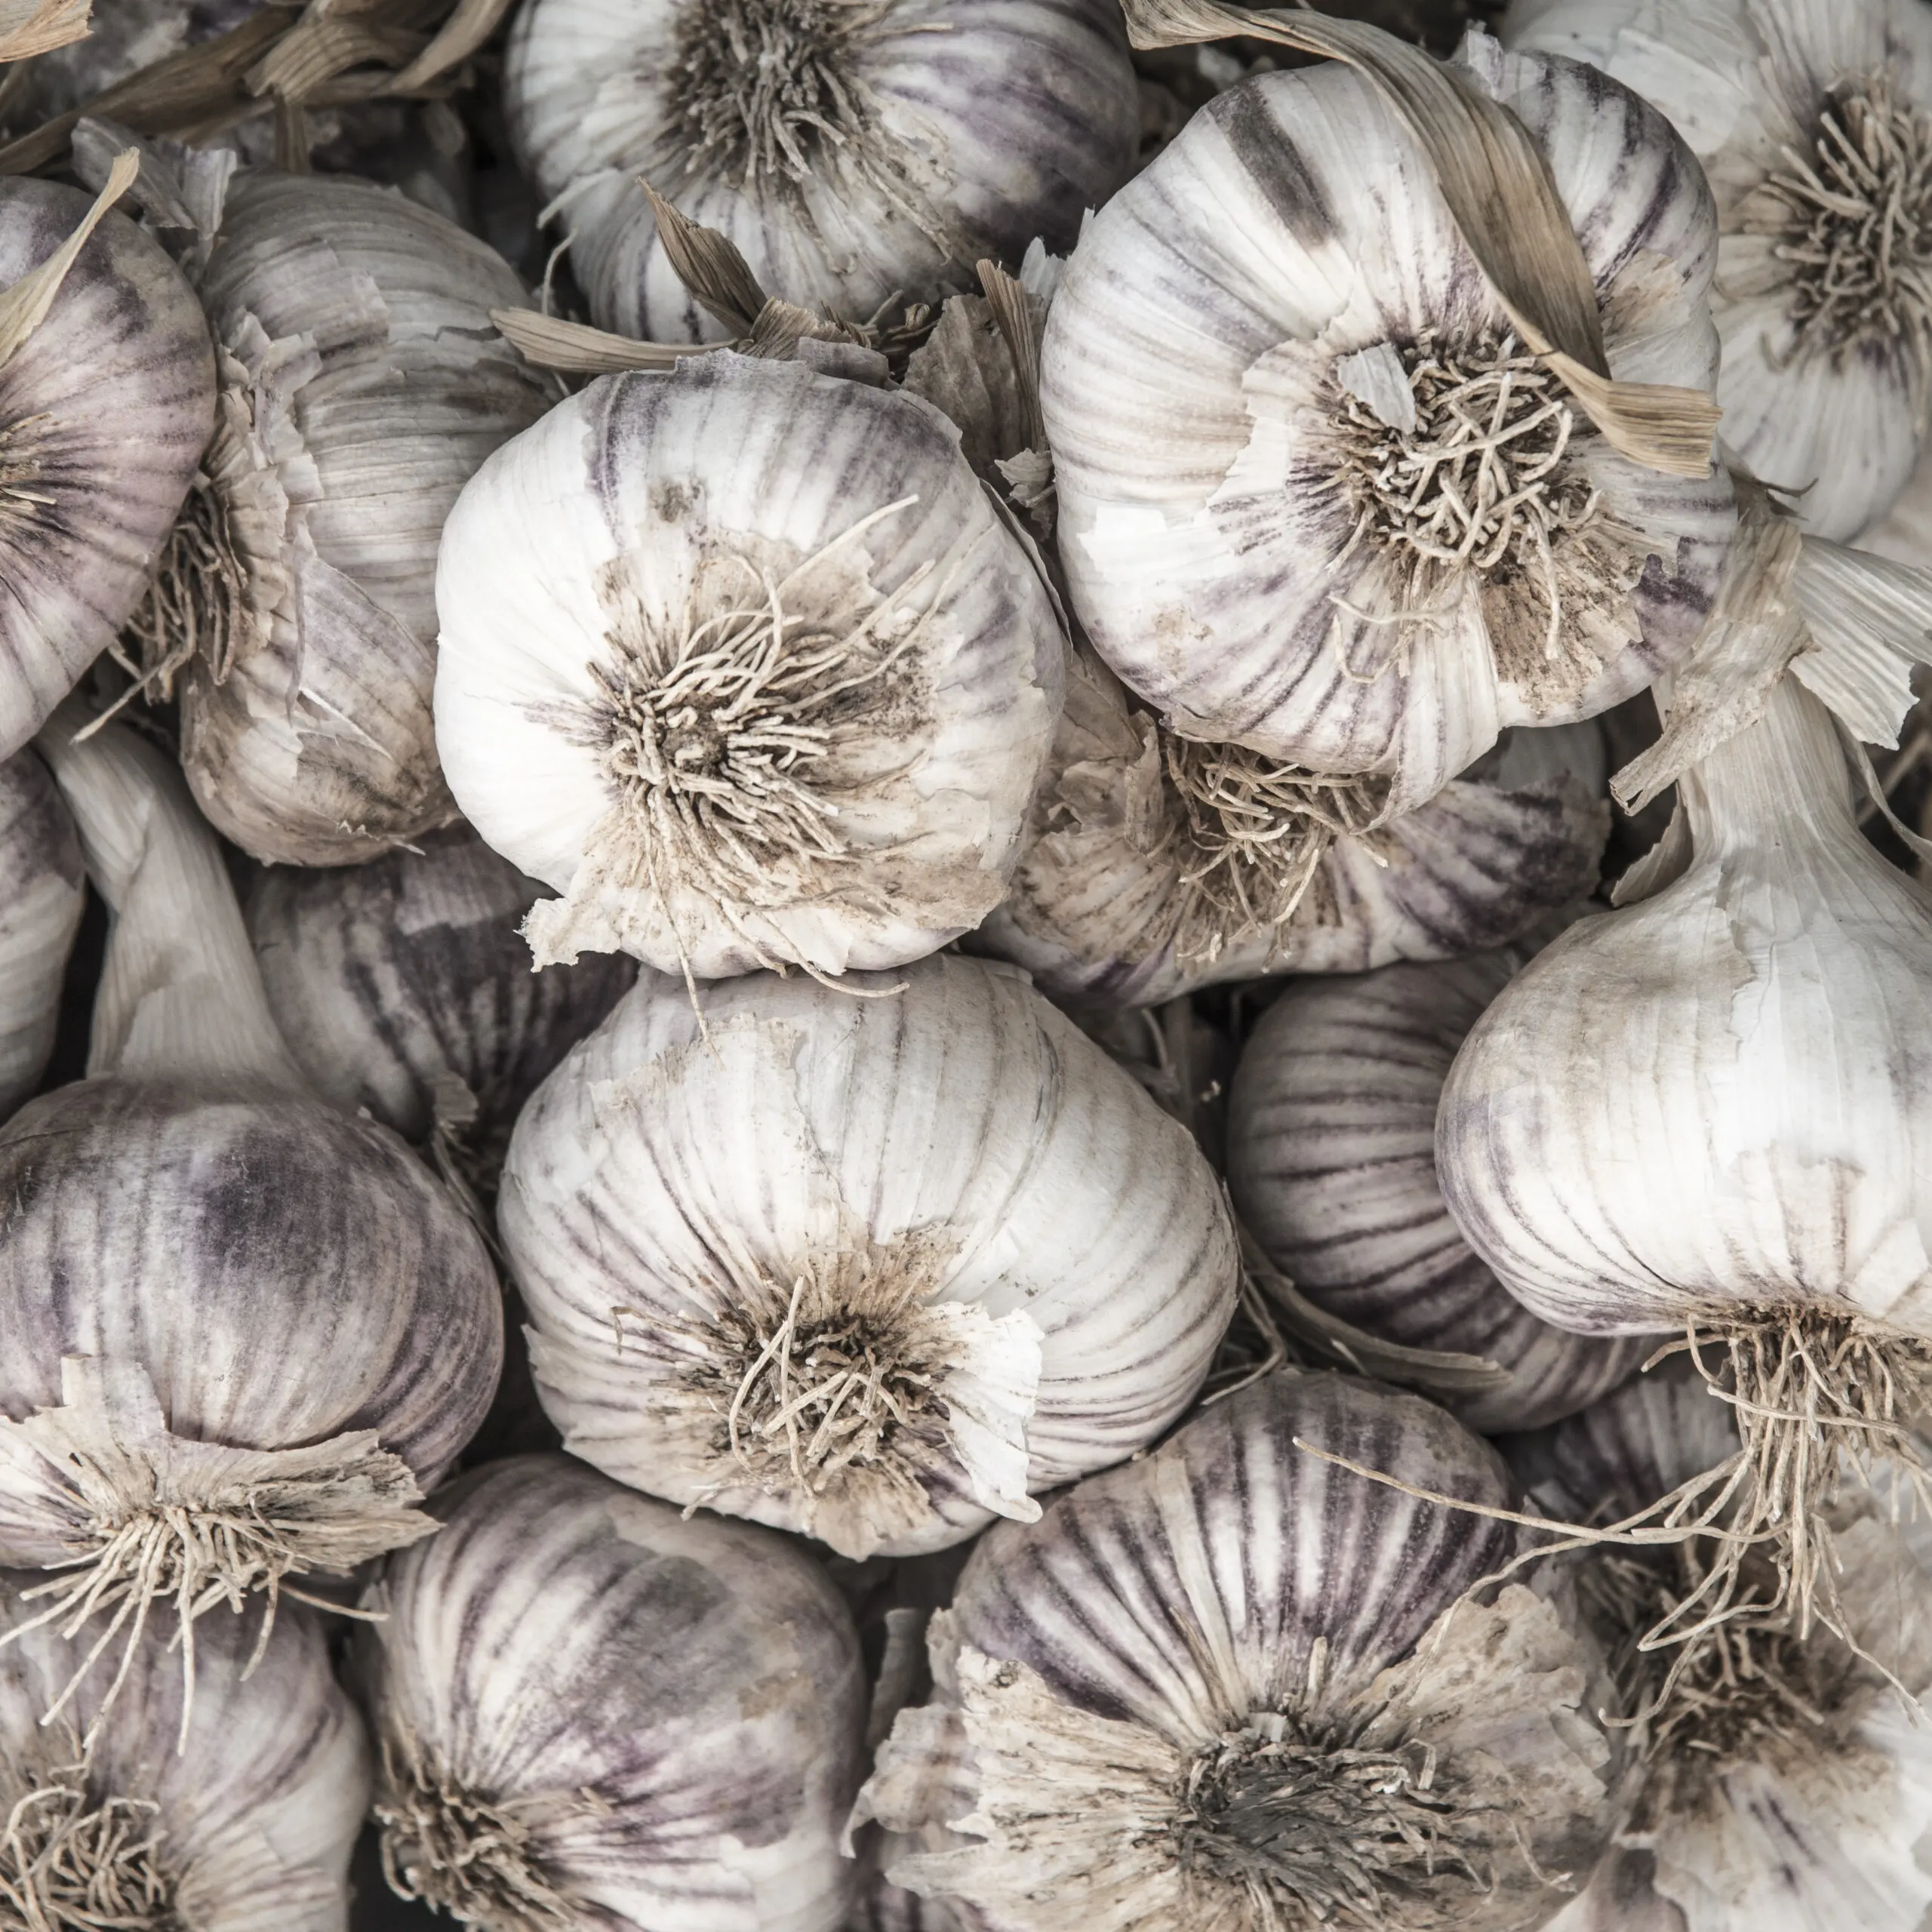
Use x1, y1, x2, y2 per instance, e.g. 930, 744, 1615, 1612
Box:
0, 1356, 435, 1742
375, 1730, 574, 1927
116, 469, 252, 707
0, 1770, 177, 1927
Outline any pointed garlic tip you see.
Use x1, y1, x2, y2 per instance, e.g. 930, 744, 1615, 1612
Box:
35, 699, 303, 1090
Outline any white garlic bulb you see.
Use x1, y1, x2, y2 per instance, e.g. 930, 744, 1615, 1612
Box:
0, 744, 83, 1117
1438, 672, 1932, 1629
503, 0, 1138, 343
0, 706, 502, 1706
357, 1451, 866, 1932
0, 177, 213, 756
1505, 1372, 1932, 1932
856, 1370, 1614, 1931
974, 635, 1612, 1006
0, 1589, 368, 1930
1041, 33, 1736, 805
498, 951, 1238, 1560
248, 826, 635, 1163
153, 169, 553, 866
435, 352, 1063, 979
1506, 0, 1932, 541
1228, 944, 1654, 1432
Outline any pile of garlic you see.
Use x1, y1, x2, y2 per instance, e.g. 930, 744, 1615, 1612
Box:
6, 0, 1932, 1927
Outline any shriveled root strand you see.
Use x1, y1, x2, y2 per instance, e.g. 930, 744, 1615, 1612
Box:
107, 475, 251, 726
1766, 72, 1932, 374
674, 0, 891, 188
1329, 332, 1601, 667
670, 1263, 946, 1515
0, 1770, 177, 1932
595, 509, 942, 965
376, 1736, 576, 1932
1160, 732, 1389, 964
2, 1461, 426, 1752
1171, 1708, 1493, 1929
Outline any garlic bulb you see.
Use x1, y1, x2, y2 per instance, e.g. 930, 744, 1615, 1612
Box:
1041, 32, 1736, 805
435, 352, 1063, 979
0, 706, 502, 1706
0, 176, 213, 757
974, 636, 1612, 1007
1228, 944, 1654, 1432
1503, 1372, 1932, 1932
503, 0, 1138, 343
248, 826, 635, 1170
1506, 0, 1932, 541
1438, 672, 1932, 1629
0, 744, 83, 1117
357, 1451, 866, 1932
499, 951, 1238, 1559
0, 1588, 368, 1929
856, 1369, 1614, 1931
152, 169, 552, 866
1860, 432, 1932, 568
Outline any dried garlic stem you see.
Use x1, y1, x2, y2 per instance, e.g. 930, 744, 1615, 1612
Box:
0, 1764, 176, 1932
376, 1734, 577, 1932
1763, 73, 1932, 381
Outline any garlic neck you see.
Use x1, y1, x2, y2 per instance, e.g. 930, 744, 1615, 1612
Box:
1672, 675, 1863, 865
36, 702, 303, 1089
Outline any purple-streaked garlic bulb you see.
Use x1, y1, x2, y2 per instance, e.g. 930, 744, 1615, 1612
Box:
0, 707, 501, 1721
1228, 943, 1654, 1432
857, 1370, 1614, 1931
974, 637, 1611, 1007
0, 176, 213, 756
0, 1586, 368, 1928
1503, 1369, 1932, 1932
248, 826, 635, 1177
357, 1452, 866, 1932
503, 0, 1139, 342
499, 951, 1238, 1560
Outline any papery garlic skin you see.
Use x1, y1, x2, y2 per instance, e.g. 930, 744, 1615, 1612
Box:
177, 171, 552, 866
503, 0, 1137, 343
0, 746, 82, 1117
0, 1592, 368, 1932
1508, 0, 1932, 542
435, 354, 1063, 979
857, 1371, 1612, 1932
248, 826, 635, 1155
1041, 36, 1734, 803
499, 952, 1238, 1560
974, 637, 1611, 1007
1438, 676, 1932, 1336
0, 179, 213, 756
1229, 947, 1652, 1432
358, 1453, 866, 1932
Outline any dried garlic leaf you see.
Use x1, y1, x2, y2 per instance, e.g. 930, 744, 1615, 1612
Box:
491, 307, 709, 374
0, 5, 294, 175
0, 0, 88, 64
0, 147, 137, 376
639, 178, 768, 335
1121, 0, 1720, 478
383, 0, 512, 94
